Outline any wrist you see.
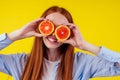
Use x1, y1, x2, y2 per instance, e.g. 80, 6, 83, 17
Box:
7, 30, 21, 41
78, 41, 88, 50
78, 41, 101, 55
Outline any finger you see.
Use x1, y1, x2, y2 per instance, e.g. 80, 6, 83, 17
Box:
44, 18, 48, 20
33, 18, 45, 28
31, 18, 45, 24
69, 25, 76, 29
44, 18, 51, 22
35, 18, 45, 22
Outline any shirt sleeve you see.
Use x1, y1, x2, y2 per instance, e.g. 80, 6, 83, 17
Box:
89, 46, 120, 78
0, 33, 13, 50
69, 46, 120, 80
0, 53, 28, 76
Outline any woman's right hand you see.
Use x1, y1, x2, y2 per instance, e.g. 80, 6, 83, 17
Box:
8, 18, 44, 41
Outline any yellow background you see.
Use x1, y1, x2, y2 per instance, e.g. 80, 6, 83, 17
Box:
0, 0, 120, 80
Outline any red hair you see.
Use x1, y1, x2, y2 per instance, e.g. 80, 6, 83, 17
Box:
21, 6, 74, 80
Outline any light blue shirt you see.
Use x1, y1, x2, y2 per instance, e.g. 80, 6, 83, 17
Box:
0, 33, 120, 80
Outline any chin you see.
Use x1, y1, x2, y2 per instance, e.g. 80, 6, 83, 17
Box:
45, 45, 60, 49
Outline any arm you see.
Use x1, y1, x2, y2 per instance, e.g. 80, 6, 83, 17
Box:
0, 18, 44, 50
64, 23, 120, 77
0, 18, 43, 75
75, 36, 120, 77
87, 46, 120, 77
73, 48, 120, 79
64, 23, 120, 66
82, 42, 120, 66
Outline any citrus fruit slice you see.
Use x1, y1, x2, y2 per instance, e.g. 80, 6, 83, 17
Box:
55, 25, 71, 42
39, 20, 54, 36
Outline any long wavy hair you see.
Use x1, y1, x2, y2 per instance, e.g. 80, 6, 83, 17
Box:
21, 6, 74, 80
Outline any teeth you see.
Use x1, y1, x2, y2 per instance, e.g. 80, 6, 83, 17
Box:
48, 37, 57, 42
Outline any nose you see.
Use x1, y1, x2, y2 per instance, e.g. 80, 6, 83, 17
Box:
51, 33, 56, 38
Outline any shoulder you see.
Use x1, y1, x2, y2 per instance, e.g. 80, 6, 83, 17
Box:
0, 52, 29, 63
74, 52, 98, 65
74, 52, 88, 65
0, 53, 29, 75
74, 52, 90, 61
0, 52, 28, 58
74, 51, 110, 67
73, 52, 95, 77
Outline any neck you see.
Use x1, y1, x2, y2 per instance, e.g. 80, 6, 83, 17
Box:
46, 48, 61, 62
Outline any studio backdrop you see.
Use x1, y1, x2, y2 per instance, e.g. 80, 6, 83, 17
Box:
0, 0, 120, 80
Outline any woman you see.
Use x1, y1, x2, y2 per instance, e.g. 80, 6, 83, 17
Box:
0, 6, 120, 80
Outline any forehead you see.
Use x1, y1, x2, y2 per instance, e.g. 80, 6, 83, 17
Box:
45, 12, 69, 26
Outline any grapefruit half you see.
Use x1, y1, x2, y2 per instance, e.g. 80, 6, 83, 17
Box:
55, 25, 71, 42
39, 20, 54, 36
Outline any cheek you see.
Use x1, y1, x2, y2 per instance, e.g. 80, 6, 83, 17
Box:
42, 37, 48, 45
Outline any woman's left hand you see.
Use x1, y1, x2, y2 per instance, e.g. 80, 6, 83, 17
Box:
63, 23, 101, 55
63, 23, 85, 50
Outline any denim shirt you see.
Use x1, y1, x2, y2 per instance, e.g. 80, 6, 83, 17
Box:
0, 33, 120, 80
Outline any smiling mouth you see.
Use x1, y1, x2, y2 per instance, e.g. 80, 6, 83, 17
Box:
47, 36, 58, 43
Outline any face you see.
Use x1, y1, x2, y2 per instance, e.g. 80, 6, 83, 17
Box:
43, 12, 69, 49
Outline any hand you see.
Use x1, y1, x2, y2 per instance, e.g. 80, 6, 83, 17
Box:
63, 23, 101, 54
8, 18, 44, 41
63, 23, 86, 50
